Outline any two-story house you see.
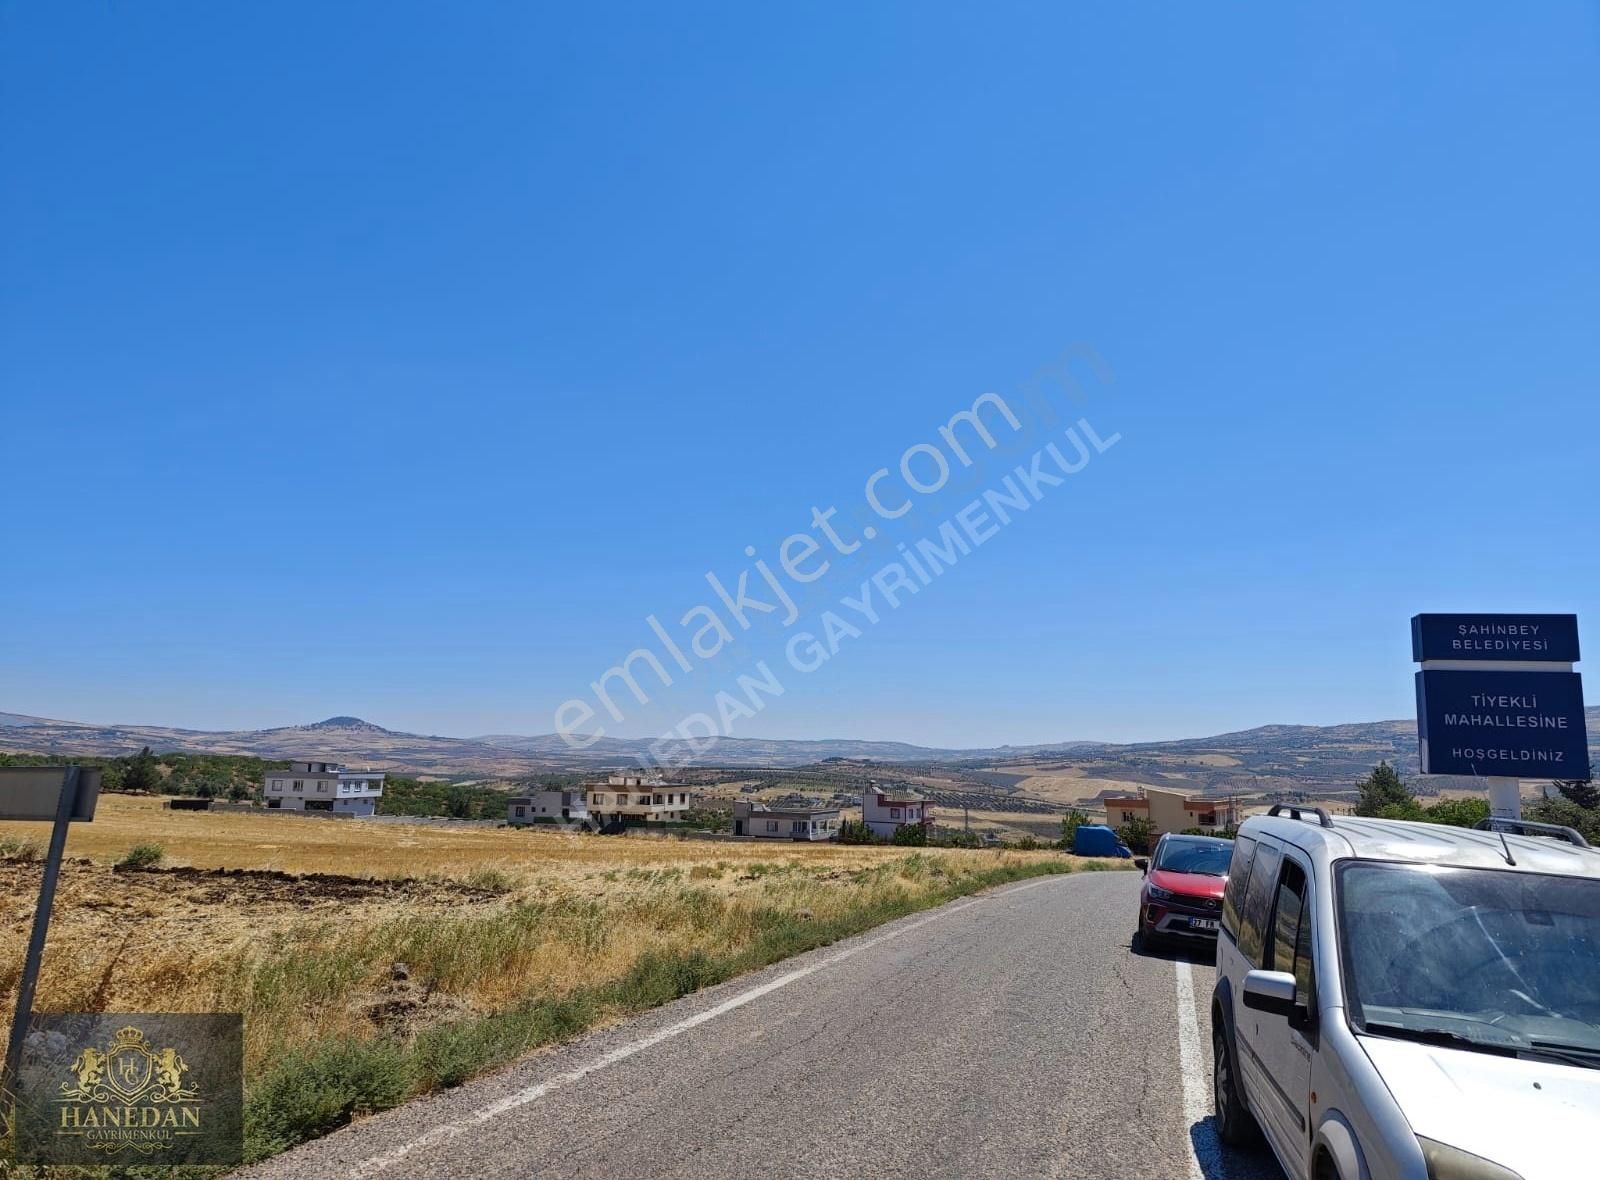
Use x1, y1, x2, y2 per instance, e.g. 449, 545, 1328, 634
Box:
861, 782, 931, 839
262, 761, 386, 816
1101, 786, 1238, 837
586, 774, 693, 827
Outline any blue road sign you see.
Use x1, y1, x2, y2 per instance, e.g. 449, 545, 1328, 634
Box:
1411, 613, 1580, 663
1416, 669, 1589, 777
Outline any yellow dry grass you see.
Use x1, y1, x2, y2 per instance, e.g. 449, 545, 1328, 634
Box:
0, 796, 1105, 1079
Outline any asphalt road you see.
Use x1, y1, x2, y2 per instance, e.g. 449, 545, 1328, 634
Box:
240, 871, 1287, 1180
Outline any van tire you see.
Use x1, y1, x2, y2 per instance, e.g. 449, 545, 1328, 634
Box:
1213, 1024, 1260, 1146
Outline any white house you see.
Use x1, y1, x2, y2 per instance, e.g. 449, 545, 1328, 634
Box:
262, 761, 385, 816
586, 774, 693, 826
862, 782, 931, 839
732, 800, 841, 841
508, 788, 590, 827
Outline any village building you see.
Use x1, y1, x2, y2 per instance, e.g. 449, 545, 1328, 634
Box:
1101, 785, 1239, 837
861, 782, 932, 839
732, 800, 841, 841
262, 760, 386, 816
586, 774, 693, 826
507, 787, 590, 826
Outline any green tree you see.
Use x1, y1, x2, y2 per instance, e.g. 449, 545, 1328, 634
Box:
891, 822, 928, 847
836, 819, 879, 844
1057, 809, 1090, 850
442, 786, 475, 819
1526, 797, 1600, 845
1115, 815, 1157, 855
122, 747, 161, 794
1355, 761, 1413, 817
1551, 765, 1599, 810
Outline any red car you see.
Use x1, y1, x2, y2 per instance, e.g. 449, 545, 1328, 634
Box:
1133, 833, 1232, 950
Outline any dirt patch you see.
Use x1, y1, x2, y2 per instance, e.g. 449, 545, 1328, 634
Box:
108, 863, 507, 905
0, 858, 507, 940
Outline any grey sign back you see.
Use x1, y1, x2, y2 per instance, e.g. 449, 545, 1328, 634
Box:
0, 767, 103, 821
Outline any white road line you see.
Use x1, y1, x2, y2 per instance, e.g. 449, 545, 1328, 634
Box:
1175, 959, 1228, 1180
349, 874, 1067, 1177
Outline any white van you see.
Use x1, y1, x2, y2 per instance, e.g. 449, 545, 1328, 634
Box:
1212, 806, 1600, 1180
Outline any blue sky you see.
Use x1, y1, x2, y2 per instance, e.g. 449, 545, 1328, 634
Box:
2, 3, 1597, 748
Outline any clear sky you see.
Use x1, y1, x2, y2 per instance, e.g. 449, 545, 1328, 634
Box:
3, 3, 1597, 749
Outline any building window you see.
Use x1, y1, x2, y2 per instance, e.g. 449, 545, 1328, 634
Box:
293, 781, 303, 792
766, 820, 778, 832
514, 806, 526, 817
890, 807, 902, 819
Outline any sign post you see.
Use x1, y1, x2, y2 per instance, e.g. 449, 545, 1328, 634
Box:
0, 766, 101, 1112
1411, 614, 1587, 821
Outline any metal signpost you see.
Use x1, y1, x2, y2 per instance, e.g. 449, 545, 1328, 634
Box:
0, 766, 102, 1108
1412, 614, 1588, 820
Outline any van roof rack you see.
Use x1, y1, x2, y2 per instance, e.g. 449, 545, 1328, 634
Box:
1473, 817, 1591, 849
1265, 803, 1335, 829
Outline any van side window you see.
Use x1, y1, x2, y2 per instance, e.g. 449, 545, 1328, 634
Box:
1237, 840, 1282, 968
1220, 835, 1257, 943
1269, 859, 1316, 1019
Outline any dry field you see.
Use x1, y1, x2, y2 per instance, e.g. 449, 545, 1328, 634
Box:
983, 767, 1161, 808
0, 796, 1117, 1161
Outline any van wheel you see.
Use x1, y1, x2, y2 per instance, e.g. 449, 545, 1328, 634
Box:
1213, 1024, 1259, 1146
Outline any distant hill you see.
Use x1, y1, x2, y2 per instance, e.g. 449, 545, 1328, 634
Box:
0, 709, 1595, 791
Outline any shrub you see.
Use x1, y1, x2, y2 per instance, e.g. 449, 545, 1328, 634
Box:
414, 994, 594, 1090
611, 949, 726, 1010
245, 1037, 414, 1160
1114, 816, 1156, 855
836, 819, 879, 844
0, 835, 42, 863
1418, 797, 1490, 828
1526, 798, 1600, 845
463, 866, 515, 894
1057, 809, 1090, 849
890, 823, 928, 847
116, 842, 164, 869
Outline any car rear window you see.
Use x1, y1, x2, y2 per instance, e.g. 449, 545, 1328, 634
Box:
1236, 839, 1282, 968
1220, 835, 1257, 944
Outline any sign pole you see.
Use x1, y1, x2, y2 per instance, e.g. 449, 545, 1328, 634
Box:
1485, 777, 1522, 822
2, 766, 80, 1106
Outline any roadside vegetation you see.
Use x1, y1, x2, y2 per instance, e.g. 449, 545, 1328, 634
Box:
0, 795, 1126, 1164
1352, 760, 1600, 844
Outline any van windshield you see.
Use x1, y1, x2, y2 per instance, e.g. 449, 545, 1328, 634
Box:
1338, 861, 1600, 1061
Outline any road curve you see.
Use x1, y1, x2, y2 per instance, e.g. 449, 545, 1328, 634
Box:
238, 871, 1285, 1180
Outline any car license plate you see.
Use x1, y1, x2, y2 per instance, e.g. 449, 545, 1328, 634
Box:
1189, 918, 1218, 931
